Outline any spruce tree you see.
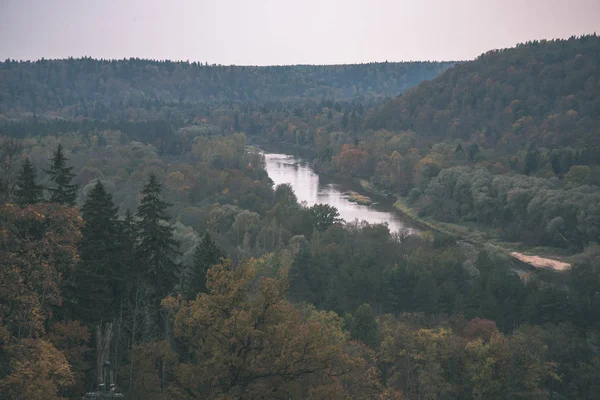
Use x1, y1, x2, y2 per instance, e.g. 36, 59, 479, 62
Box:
46, 144, 79, 205
135, 173, 180, 299
287, 243, 316, 305
74, 180, 123, 323
15, 158, 44, 206
185, 233, 224, 299
120, 209, 137, 281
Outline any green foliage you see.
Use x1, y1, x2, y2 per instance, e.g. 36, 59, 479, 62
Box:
1, 38, 600, 398
135, 173, 180, 299
348, 304, 380, 349
73, 180, 124, 323
184, 233, 224, 299
45, 144, 79, 206
365, 35, 600, 152
565, 165, 592, 185
309, 203, 342, 231
14, 158, 43, 206
0, 59, 453, 114
418, 166, 600, 249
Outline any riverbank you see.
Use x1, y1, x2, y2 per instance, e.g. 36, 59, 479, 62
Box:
260, 148, 420, 233
392, 197, 574, 272
253, 142, 576, 272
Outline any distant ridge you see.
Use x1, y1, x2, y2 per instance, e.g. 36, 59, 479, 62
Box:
0, 59, 455, 113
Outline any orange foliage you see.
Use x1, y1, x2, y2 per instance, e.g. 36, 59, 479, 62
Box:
0, 339, 74, 400
333, 144, 369, 176
0, 204, 83, 339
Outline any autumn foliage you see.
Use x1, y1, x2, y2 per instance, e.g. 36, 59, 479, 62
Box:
127, 260, 382, 399
0, 203, 84, 399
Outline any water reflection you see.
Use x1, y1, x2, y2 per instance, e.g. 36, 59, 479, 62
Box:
263, 152, 418, 233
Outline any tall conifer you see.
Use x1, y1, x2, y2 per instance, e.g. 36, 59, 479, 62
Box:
46, 144, 79, 205
74, 180, 123, 323
135, 173, 180, 299
15, 158, 44, 206
185, 233, 223, 299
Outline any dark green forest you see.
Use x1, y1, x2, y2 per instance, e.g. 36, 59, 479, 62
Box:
0, 58, 453, 115
1, 35, 600, 400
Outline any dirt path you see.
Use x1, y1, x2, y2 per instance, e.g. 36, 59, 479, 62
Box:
510, 252, 571, 271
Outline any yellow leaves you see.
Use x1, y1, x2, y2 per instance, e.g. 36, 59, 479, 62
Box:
165, 171, 185, 191
160, 294, 183, 314
0, 325, 10, 344
416, 155, 441, 168
0, 339, 74, 400
166, 260, 383, 398
1, 204, 82, 339
128, 340, 181, 399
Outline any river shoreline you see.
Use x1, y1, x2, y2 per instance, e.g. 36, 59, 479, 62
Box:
256, 143, 421, 234
252, 140, 576, 272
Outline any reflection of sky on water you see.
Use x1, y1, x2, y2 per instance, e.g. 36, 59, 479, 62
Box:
264, 153, 415, 233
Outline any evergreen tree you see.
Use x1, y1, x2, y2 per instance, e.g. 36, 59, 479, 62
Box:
135, 173, 180, 299
524, 148, 540, 175
15, 158, 44, 206
234, 112, 240, 131
288, 243, 316, 304
45, 144, 79, 205
185, 233, 224, 299
74, 180, 123, 323
414, 273, 439, 314
120, 209, 137, 281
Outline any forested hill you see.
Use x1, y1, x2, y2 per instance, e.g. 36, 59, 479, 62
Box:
365, 35, 600, 150
0, 58, 454, 113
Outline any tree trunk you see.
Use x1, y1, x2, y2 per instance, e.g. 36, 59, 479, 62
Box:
96, 322, 113, 386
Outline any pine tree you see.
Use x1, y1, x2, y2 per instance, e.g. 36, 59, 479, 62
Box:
120, 209, 137, 281
15, 158, 44, 206
46, 144, 79, 205
135, 173, 180, 299
234, 112, 240, 131
74, 180, 123, 323
414, 273, 439, 314
185, 233, 224, 299
288, 243, 317, 305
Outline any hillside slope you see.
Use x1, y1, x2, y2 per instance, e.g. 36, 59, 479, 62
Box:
365, 35, 600, 150
0, 59, 454, 114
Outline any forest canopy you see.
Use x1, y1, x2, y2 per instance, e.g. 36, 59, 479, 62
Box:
1, 35, 600, 400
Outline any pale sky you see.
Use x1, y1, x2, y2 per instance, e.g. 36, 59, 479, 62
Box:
1, 0, 599, 65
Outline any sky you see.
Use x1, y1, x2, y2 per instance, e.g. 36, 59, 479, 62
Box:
1, 0, 599, 65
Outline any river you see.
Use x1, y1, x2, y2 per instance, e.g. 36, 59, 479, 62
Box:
259, 147, 574, 273
261, 149, 420, 234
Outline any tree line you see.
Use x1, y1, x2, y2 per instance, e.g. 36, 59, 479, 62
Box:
0, 58, 453, 115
